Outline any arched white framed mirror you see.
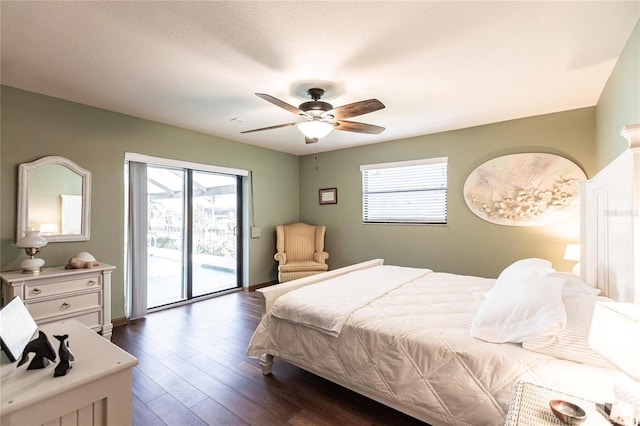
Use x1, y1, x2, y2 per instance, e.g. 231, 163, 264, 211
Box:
17, 156, 91, 243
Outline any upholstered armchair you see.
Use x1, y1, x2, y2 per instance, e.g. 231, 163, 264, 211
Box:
274, 223, 329, 283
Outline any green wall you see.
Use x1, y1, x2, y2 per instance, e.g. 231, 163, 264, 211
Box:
1, 86, 300, 319
299, 108, 596, 278
596, 19, 640, 168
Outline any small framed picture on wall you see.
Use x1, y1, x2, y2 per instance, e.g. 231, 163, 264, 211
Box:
319, 188, 337, 205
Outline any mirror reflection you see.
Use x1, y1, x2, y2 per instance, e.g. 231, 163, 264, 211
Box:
17, 156, 91, 243
28, 164, 83, 235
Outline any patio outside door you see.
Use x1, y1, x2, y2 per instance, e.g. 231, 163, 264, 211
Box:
191, 170, 239, 298
146, 166, 240, 309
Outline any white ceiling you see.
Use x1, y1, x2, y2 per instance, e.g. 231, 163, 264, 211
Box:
2, 1, 638, 156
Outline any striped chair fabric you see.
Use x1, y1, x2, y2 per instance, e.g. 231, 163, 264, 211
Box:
274, 223, 329, 283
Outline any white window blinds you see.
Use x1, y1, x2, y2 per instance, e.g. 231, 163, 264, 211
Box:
361, 157, 448, 224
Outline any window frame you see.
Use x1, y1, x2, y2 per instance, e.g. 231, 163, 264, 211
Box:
360, 157, 448, 225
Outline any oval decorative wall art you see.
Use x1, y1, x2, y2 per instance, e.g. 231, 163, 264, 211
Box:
463, 153, 586, 226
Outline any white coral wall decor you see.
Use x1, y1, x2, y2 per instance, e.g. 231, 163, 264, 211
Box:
463, 153, 586, 226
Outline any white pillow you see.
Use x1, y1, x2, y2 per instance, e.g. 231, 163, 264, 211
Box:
522, 294, 614, 368
471, 262, 566, 343
553, 273, 602, 296
497, 258, 555, 284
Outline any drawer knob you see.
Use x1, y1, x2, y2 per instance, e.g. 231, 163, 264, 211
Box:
61, 302, 71, 310
88, 280, 97, 286
32, 288, 41, 295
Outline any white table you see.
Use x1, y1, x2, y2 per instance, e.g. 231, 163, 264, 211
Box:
1, 320, 137, 426
505, 381, 611, 425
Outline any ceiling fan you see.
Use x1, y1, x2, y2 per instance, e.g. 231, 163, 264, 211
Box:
241, 88, 385, 144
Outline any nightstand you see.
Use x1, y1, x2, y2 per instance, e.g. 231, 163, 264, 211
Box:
505, 381, 611, 425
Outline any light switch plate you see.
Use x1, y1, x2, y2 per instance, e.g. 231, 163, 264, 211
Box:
251, 227, 261, 238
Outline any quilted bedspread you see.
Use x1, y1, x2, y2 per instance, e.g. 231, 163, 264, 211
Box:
247, 266, 617, 426
270, 265, 431, 336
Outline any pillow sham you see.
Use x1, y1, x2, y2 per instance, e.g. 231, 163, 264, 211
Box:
522, 294, 614, 368
553, 272, 601, 295
470, 273, 566, 343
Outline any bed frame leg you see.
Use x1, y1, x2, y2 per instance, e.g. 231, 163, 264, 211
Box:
259, 353, 273, 375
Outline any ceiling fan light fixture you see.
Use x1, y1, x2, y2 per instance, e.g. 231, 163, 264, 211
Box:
297, 121, 334, 139
243, 90, 385, 141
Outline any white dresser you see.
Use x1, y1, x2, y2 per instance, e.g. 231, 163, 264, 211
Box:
1, 319, 137, 426
1, 263, 115, 340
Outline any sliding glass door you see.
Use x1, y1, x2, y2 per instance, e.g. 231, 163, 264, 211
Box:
146, 166, 186, 307
191, 171, 239, 298
138, 164, 241, 310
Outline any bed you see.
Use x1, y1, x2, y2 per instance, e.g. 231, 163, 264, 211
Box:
247, 124, 640, 426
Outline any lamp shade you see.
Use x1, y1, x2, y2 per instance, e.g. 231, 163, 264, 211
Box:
563, 244, 580, 262
589, 301, 640, 380
16, 229, 48, 249
39, 223, 59, 235
298, 121, 334, 139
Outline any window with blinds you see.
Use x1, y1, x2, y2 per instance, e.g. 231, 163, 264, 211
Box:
360, 157, 448, 224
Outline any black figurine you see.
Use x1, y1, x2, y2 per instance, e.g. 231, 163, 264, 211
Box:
17, 330, 56, 370
53, 334, 74, 377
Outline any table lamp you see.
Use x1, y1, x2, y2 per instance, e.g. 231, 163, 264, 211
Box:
39, 223, 59, 235
563, 243, 581, 275
589, 301, 640, 424
16, 228, 48, 274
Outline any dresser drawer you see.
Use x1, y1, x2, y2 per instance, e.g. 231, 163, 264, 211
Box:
74, 311, 102, 331
35, 310, 102, 332
24, 276, 101, 300
1, 263, 115, 340
27, 292, 101, 321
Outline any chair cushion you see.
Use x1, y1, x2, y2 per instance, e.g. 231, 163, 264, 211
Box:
279, 260, 329, 273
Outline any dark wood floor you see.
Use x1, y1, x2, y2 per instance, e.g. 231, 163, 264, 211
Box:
111, 290, 428, 426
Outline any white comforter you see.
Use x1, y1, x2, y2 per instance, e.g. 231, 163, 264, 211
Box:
247, 266, 617, 426
270, 265, 431, 336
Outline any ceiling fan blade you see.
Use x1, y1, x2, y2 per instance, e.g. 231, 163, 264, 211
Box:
329, 99, 385, 120
305, 136, 319, 144
255, 93, 309, 117
334, 120, 385, 134
241, 122, 297, 134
